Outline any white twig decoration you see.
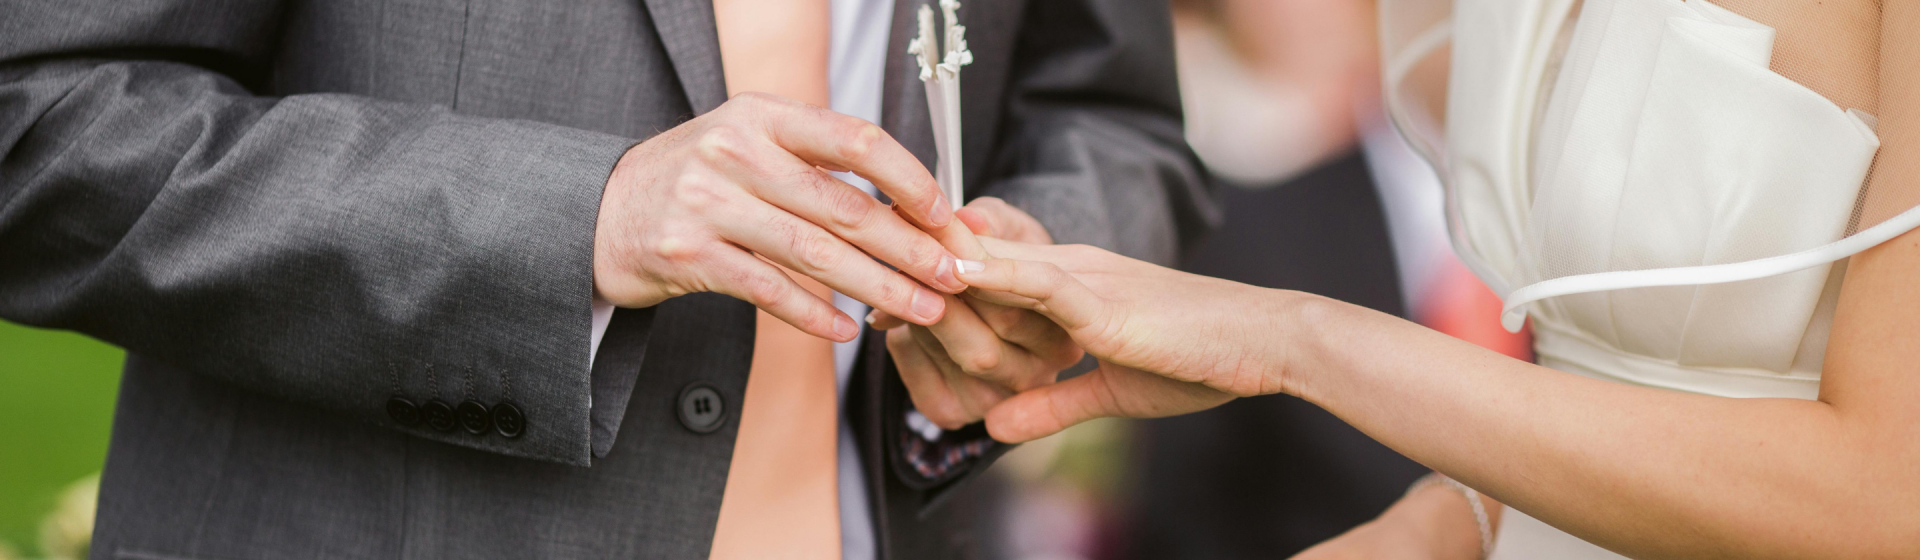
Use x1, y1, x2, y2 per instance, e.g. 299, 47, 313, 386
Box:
907, 1, 971, 209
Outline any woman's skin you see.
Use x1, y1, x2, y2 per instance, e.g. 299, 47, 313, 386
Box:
1291, 479, 1498, 560
953, 6, 1920, 556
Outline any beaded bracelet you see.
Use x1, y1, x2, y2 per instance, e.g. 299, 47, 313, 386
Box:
1409, 472, 1494, 560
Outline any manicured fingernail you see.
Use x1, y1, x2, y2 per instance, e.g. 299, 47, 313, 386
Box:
865, 309, 884, 326
927, 193, 953, 227
956, 259, 986, 275
833, 314, 859, 341
934, 256, 964, 292
911, 288, 945, 323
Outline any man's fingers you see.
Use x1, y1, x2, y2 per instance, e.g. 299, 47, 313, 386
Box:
900, 205, 991, 261
922, 294, 1050, 390
971, 297, 1083, 368
887, 327, 976, 429
955, 206, 995, 237
702, 245, 856, 342
747, 95, 952, 229
958, 197, 1053, 244
908, 324, 1010, 422
955, 258, 1105, 332
866, 309, 909, 331
720, 144, 968, 294
716, 198, 948, 326
906, 326, 1004, 428
982, 365, 1121, 443
986, 363, 1237, 443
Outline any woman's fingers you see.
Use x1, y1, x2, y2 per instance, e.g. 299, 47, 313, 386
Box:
961, 287, 1045, 310
975, 236, 1069, 262
955, 258, 1106, 332
699, 245, 857, 342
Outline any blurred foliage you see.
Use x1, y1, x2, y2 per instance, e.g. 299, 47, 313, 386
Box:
994, 417, 1133, 498
0, 321, 121, 558
1038, 418, 1131, 499
39, 474, 96, 560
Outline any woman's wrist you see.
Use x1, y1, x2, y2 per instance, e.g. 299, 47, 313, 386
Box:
1259, 289, 1345, 402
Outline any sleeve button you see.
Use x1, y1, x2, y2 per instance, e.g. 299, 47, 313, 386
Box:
456, 400, 492, 435
492, 401, 526, 439
387, 397, 423, 427
421, 400, 457, 432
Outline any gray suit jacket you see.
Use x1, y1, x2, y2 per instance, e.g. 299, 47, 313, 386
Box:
0, 0, 1212, 558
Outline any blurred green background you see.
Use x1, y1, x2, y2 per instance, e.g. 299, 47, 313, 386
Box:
0, 320, 121, 558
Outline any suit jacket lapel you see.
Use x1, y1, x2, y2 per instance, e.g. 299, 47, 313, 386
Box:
881, 0, 936, 171
644, 0, 728, 114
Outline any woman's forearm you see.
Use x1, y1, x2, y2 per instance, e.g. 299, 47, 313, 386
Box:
1270, 292, 1920, 559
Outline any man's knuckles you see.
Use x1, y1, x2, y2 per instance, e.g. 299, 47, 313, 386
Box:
693, 125, 750, 165
835, 121, 884, 164
820, 177, 878, 230
668, 169, 732, 213
953, 345, 1003, 376
787, 229, 842, 273
648, 233, 706, 264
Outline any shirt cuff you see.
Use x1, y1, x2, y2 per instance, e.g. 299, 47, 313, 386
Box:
589, 298, 615, 365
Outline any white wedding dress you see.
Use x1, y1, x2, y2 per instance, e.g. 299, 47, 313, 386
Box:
1381, 0, 1913, 557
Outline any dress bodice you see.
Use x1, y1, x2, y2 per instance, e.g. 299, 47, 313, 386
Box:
1443, 0, 1882, 400
1415, 1, 1894, 557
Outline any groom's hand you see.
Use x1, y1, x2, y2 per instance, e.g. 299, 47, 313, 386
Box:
593, 93, 967, 342
874, 198, 1085, 430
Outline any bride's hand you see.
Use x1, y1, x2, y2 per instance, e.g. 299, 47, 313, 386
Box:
1290, 478, 1499, 560
957, 239, 1318, 443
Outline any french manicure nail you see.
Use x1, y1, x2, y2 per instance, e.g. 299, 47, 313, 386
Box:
865, 309, 884, 326
833, 314, 860, 341
911, 288, 944, 322
956, 259, 986, 275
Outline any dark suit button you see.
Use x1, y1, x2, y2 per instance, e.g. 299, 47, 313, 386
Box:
387, 397, 422, 427
421, 400, 456, 432
492, 401, 526, 439
456, 400, 492, 435
676, 384, 725, 434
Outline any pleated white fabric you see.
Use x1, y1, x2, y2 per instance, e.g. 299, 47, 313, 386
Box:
1382, 0, 1896, 557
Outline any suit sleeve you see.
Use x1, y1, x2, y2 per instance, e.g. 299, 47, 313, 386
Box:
0, 1, 638, 466
980, 0, 1218, 264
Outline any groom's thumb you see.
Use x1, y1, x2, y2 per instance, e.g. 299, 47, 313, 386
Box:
983, 369, 1116, 443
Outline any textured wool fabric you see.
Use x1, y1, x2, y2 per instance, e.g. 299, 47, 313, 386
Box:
0, 0, 1209, 558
